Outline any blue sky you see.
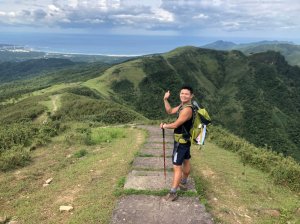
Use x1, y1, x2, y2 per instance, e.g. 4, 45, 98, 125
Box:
0, 0, 300, 54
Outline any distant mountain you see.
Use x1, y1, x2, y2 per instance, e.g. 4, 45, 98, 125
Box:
202, 40, 237, 50
202, 40, 300, 66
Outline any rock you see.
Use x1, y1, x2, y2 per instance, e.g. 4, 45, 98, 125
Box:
8, 221, 18, 224
59, 205, 74, 212
0, 216, 7, 224
43, 183, 49, 187
45, 178, 53, 184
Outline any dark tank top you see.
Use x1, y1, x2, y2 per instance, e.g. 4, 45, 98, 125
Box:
174, 104, 193, 139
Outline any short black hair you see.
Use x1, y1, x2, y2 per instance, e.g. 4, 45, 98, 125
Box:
181, 85, 193, 94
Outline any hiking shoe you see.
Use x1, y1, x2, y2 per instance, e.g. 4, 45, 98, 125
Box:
164, 192, 178, 201
179, 182, 188, 191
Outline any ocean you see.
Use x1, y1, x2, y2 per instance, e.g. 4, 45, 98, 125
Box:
0, 32, 262, 56
0, 32, 210, 55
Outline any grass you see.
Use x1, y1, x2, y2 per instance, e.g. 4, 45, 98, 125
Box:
0, 124, 146, 224
90, 127, 126, 144
191, 142, 300, 224
83, 59, 146, 98
1, 124, 299, 224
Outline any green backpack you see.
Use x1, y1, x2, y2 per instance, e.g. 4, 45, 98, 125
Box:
190, 101, 211, 145
178, 101, 212, 145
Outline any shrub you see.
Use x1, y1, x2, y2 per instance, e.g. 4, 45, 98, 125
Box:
271, 159, 300, 191
0, 146, 31, 171
0, 123, 38, 152
73, 149, 88, 158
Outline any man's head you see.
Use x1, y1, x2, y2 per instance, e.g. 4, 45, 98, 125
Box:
180, 85, 194, 103
181, 85, 193, 94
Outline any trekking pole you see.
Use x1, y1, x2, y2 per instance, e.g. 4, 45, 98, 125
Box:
162, 128, 166, 183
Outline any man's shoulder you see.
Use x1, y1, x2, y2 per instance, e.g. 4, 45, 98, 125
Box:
179, 104, 193, 114
180, 103, 193, 110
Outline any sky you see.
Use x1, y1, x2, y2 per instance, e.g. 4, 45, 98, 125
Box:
0, 0, 300, 54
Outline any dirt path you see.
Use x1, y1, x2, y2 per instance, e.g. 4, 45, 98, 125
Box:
51, 95, 59, 113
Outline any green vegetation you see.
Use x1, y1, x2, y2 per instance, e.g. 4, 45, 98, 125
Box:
203, 40, 300, 66
191, 141, 300, 224
0, 126, 145, 223
1, 45, 298, 223
73, 149, 88, 158
0, 45, 299, 166
0, 58, 76, 83
95, 47, 300, 162
0, 146, 31, 171
90, 127, 126, 144
54, 93, 147, 124
0, 61, 110, 102
209, 126, 300, 192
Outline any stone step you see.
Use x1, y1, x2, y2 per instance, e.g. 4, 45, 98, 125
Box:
146, 136, 173, 143
138, 125, 173, 135
140, 148, 173, 157
111, 195, 214, 224
124, 170, 172, 190
124, 170, 196, 191
142, 142, 173, 150
133, 157, 173, 170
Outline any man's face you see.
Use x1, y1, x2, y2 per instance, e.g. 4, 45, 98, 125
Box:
179, 89, 193, 103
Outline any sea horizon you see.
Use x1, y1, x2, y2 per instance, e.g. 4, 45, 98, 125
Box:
1, 32, 299, 56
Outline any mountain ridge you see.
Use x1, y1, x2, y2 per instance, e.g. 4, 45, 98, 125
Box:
0, 45, 299, 161
202, 40, 300, 66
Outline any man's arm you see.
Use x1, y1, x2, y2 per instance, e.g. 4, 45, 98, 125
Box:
163, 90, 180, 114
164, 99, 180, 115
162, 107, 192, 129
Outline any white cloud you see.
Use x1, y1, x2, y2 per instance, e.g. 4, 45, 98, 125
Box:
48, 4, 60, 12
193, 13, 209, 19
152, 8, 174, 22
0, 0, 299, 38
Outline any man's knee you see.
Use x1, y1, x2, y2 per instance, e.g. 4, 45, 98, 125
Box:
173, 164, 182, 172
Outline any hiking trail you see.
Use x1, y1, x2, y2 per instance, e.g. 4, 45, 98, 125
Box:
111, 125, 214, 224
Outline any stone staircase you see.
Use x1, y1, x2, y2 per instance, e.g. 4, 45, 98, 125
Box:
111, 125, 214, 224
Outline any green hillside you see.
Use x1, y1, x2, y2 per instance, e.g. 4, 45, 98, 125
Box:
88, 47, 299, 161
0, 58, 77, 83
0, 46, 298, 161
0, 61, 110, 102
241, 44, 300, 67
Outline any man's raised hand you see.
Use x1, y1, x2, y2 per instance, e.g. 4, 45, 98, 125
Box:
164, 90, 170, 100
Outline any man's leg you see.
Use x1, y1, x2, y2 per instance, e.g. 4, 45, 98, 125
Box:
179, 156, 191, 190
165, 142, 183, 201
172, 165, 182, 189
182, 159, 191, 180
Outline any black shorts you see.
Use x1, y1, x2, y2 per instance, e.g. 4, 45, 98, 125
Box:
172, 141, 191, 165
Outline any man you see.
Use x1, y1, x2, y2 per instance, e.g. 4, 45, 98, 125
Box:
160, 85, 194, 201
